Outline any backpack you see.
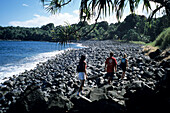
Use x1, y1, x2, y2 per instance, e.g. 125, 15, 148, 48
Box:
120, 58, 126, 68
77, 62, 85, 72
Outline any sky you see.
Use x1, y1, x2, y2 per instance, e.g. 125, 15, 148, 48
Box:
0, 0, 165, 27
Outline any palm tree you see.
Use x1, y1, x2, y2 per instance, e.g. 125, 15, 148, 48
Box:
52, 22, 78, 44
41, 0, 169, 21
41, 0, 169, 42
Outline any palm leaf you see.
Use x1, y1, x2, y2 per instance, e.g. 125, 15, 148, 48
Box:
129, 0, 135, 12
143, 0, 151, 12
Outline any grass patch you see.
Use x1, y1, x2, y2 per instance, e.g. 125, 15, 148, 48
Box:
146, 41, 155, 46
115, 40, 146, 45
115, 39, 127, 42
130, 41, 146, 45
146, 41, 159, 48
145, 27, 170, 50
154, 27, 170, 50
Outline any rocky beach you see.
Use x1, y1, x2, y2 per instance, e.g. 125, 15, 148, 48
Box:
0, 40, 170, 113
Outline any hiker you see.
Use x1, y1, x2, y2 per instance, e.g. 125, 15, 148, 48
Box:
77, 55, 87, 96
105, 52, 117, 84
120, 53, 128, 80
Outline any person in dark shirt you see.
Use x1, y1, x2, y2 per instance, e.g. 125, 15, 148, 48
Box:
105, 52, 117, 84
77, 55, 87, 96
120, 53, 128, 80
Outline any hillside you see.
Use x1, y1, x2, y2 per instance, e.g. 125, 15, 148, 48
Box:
152, 27, 170, 50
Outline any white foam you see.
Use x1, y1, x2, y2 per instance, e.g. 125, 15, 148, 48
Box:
72, 43, 88, 48
0, 43, 85, 83
0, 49, 67, 83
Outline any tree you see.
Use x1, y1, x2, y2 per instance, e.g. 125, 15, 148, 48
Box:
52, 23, 78, 44
40, 0, 169, 43
122, 29, 140, 41
41, 23, 55, 30
41, 0, 169, 21
97, 21, 108, 30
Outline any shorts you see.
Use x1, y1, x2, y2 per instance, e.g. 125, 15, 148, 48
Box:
122, 67, 126, 72
106, 72, 114, 78
78, 72, 86, 80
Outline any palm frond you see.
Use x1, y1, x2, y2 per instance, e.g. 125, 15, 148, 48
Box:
134, 0, 140, 8
143, 0, 151, 12
80, 0, 114, 20
41, 0, 72, 14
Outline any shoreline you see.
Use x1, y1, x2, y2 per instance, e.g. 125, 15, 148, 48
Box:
0, 40, 169, 113
0, 42, 85, 83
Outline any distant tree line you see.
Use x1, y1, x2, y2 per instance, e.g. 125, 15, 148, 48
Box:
0, 23, 54, 41
0, 14, 169, 43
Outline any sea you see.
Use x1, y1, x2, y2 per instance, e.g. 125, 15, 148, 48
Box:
0, 41, 82, 83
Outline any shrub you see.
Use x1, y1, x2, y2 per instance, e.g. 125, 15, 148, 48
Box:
154, 27, 170, 50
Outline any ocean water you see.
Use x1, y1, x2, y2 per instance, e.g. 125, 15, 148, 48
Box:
0, 41, 82, 83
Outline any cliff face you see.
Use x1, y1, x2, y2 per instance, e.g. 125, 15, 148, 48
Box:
0, 40, 169, 113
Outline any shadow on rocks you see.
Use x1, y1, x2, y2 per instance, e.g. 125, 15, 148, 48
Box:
125, 82, 170, 113
6, 84, 74, 113
6, 84, 47, 113
69, 97, 126, 113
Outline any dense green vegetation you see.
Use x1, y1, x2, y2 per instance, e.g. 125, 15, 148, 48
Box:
0, 14, 169, 44
150, 27, 170, 50
0, 23, 54, 41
